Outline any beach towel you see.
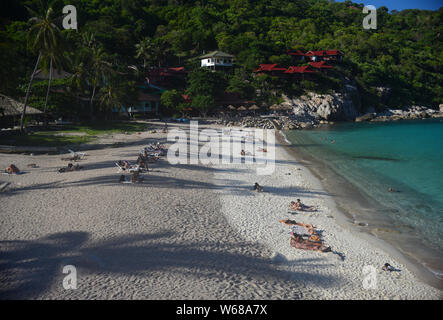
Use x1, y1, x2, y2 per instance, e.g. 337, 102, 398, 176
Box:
291, 225, 311, 236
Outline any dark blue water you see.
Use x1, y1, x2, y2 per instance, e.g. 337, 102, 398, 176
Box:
285, 119, 443, 279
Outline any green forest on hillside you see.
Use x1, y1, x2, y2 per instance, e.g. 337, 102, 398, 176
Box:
0, 0, 442, 121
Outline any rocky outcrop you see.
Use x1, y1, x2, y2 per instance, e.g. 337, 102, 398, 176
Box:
357, 106, 443, 122
283, 85, 360, 122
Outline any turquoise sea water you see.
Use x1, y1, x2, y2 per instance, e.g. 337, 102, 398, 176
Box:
285, 119, 443, 280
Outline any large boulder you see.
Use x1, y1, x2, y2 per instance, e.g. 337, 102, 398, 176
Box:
284, 87, 360, 122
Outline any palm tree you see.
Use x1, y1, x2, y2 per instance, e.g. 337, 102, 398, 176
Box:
40, 48, 64, 125
20, 4, 62, 131
87, 45, 112, 119
69, 56, 88, 108
135, 37, 169, 69
98, 82, 123, 118
135, 37, 154, 70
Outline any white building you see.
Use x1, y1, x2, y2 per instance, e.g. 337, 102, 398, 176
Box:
199, 51, 234, 71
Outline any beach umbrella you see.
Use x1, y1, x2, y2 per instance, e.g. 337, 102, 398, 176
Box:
280, 104, 293, 110
227, 105, 236, 110
237, 106, 247, 111
269, 104, 280, 110
249, 104, 260, 110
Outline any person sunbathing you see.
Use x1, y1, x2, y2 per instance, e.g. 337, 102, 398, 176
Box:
253, 182, 264, 192
290, 235, 331, 252
290, 199, 317, 212
279, 219, 314, 229
241, 150, 252, 156
131, 170, 143, 183
69, 163, 83, 171
257, 147, 267, 152
58, 163, 82, 173
5, 164, 20, 174
281, 220, 317, 236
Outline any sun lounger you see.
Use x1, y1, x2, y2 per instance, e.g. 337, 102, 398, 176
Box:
69, 149, 86, 157
116, 162, 140, 173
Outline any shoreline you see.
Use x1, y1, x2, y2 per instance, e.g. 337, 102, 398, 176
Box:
275, 130, 443, 291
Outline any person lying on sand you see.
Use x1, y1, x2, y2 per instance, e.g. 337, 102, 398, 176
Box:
382, 263, 400, 272
257, 147, 267, 152
58, 163, 82, 173
4, 164, 20, 174
279, 219, 314, 229
253, 182, 264, 192
290, 199, 317, 212
290, 235, 331, 252
241, 150, 252, 156
279, 219, 318, 237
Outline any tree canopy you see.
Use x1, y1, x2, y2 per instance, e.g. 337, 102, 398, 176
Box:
1, 0, 442, 120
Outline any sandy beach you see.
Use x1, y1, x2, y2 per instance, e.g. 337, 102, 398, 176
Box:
0, 122, 441, 299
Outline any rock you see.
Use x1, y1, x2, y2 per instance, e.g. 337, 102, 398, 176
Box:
355, 113, 375, 122
299, 122, 313, 129
284, 89, 360, 122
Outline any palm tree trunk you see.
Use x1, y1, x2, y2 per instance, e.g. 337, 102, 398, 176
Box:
20, 51, 42, 132
90, 83, 96, 119
43, 57, 53, 126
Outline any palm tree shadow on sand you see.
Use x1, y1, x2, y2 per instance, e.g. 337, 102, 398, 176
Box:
0, 231, 343, 299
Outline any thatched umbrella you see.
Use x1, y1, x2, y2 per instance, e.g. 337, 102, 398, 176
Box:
227, 105, 236, 110
237, 106, 247, 111
0, 94, 42, 116
269, 104, 280, 110
249, 104, 260, 111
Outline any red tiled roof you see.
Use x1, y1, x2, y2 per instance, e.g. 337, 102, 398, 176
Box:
305, 50, 343, 57
147, 67, 187, 77
168, 67, 187, 73
308, 61, 334, 69
284, 66, 316, 74
182, 94, 191, 103
325, 50, 343, 56
254, 64, 287, 72
287, 50, 306, 56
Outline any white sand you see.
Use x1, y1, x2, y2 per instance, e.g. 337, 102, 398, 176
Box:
212, 127, 441, 299
0, 123, 441, 299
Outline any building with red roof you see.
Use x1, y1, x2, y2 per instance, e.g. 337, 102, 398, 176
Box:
308, 61, 334, 72
305, 50, 343, 62
145, 66, 188, 89
254, 64, 287, 76
286, 50, 306, 61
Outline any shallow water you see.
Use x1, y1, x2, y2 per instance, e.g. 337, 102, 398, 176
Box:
284, 119, 443, 283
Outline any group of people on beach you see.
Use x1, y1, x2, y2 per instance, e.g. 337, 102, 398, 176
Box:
280, 197, 331, 253
117, 141, 167, 184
